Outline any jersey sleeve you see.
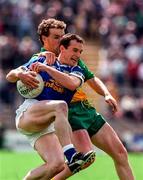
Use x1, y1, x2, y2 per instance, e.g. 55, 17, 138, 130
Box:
78, 59, 94, 81
70, 66, 85, 87
22, 56, 46, 69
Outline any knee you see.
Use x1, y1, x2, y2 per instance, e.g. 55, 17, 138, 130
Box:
45, 159, 65, 177
113, 145, 128, 164
56, 101, 68, 114
52, 162, 65, 175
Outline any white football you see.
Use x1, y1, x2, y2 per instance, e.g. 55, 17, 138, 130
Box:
17, 73, 44, 98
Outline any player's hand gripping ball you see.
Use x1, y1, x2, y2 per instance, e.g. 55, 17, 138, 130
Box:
17, 74, 44, 98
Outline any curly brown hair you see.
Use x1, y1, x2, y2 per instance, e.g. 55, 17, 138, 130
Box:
37, 18, 66, 45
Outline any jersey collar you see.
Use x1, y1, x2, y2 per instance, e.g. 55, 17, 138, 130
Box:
40, 47, 47, 52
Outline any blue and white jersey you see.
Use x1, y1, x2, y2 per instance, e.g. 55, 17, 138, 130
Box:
23, 56, 85, 105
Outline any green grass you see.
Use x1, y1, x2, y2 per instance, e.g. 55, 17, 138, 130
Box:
0, 151, 142, 180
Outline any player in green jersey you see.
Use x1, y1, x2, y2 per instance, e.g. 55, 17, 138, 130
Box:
25, 18, 134, 180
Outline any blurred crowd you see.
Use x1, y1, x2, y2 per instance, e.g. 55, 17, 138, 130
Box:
0, 0, 143, 128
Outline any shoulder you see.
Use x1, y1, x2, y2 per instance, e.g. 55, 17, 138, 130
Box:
78, 59, 86, 67
71, 65, 83, 72
71, 65, 85, 78
78, 59, 94, 81
31, 53, 39, 58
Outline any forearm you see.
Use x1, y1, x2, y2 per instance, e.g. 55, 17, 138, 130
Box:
44, 66, 80, 90
6, 67, 24, 83
87, 76, 118, 112
87, 77, 111, 97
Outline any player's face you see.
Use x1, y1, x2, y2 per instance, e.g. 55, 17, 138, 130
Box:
44, 28, 65, 55
61, 40, 83, 66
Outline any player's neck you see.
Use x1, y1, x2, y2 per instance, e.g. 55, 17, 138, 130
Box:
57, 54, 64, 64
43, 45, 54, 53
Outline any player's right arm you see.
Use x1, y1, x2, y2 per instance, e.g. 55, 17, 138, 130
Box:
6, 67, 39, 88
6, 54, 54, 88
6, 55, 43, 87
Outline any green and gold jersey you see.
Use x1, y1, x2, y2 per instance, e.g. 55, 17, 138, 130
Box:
71, 59, 94, 103
78, 59, 94, 81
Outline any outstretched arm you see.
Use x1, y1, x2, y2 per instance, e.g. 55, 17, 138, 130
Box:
87, 77, 118, 113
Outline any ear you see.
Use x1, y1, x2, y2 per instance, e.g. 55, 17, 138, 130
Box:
59, 45, 65, 52
42, 35, 47, 42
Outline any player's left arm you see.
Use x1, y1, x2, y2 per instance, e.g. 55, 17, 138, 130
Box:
79, 59, 118, 112
30, 62, 85, 91
87, 77, 118, 113
38, 51, 56, 65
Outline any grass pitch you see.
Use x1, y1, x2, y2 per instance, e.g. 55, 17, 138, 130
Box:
0, 150, 142, 180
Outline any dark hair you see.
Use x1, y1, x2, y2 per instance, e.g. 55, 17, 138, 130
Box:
60, 33, 84, 49
37, 18, 66, 44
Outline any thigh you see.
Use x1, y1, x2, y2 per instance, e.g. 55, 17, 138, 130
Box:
69, 102, 106, 137
69, 101, 97, 131
91, 123, 124, 158
20, 122, 55, 148
25, 100, 65, 119
18, 100, 65, 132
35, 132, 64, 164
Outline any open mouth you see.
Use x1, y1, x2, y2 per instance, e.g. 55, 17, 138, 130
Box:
71, 58, 77, 63
71, 56, 79, 63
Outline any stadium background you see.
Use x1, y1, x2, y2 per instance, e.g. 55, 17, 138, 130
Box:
0, 0, 143, 179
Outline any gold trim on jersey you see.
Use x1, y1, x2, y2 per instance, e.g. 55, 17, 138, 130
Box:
71, 88, 88, 102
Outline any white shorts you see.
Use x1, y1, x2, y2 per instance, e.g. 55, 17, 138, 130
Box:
15, 99, 55, 148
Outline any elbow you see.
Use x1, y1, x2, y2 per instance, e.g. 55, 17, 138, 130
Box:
6, 73, 16, 83
66, 78, 81, 91
69, 86, 76, 91
69, 82, 79, 91
6, 74, 10, 81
